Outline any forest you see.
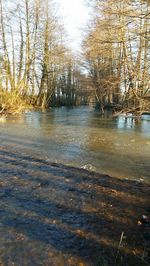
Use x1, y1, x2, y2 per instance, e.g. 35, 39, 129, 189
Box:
0, 1, 150, 265
0, 0, 149, 116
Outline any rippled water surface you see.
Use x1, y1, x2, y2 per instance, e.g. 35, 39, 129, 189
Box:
0, 106, 150, 182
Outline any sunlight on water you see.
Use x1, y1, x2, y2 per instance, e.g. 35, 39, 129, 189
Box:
0, 107, 150, 182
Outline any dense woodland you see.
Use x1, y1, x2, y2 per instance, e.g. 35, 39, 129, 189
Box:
0, 0, 83, 113
84, 0, 150, 115
0, 0, 150, 115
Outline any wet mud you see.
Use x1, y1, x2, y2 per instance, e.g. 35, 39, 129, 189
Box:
0, 145, 150, 265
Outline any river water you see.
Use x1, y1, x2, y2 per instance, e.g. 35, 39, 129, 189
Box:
0, 106, 150, 182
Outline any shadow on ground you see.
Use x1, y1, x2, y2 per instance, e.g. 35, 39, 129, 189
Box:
0, 146, 149, 266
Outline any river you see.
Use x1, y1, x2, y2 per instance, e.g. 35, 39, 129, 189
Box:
0, 106, 150, 183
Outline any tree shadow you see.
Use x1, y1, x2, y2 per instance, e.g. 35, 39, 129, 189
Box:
0, 146, 149, 265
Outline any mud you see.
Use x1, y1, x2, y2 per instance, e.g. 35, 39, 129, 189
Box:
0, 145, 150, 265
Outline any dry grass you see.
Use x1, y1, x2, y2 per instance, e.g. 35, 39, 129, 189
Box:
0, 90, 31, 115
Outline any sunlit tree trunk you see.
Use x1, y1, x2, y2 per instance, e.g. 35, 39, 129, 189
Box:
0, 0, 14, 91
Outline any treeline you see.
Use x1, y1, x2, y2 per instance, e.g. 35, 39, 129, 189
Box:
84, 0, 150, 115
1, 0, 149, 115
0, 0, 82, 113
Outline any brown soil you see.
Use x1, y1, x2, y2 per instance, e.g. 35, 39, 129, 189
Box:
0, 145, 149, 266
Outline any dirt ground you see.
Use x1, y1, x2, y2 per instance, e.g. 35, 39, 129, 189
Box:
0, 145, 149, 266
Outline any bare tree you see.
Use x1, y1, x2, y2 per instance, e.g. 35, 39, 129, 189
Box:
83, 0, 150, 115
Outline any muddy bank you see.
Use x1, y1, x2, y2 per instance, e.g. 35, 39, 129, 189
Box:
0, 145, 149, 266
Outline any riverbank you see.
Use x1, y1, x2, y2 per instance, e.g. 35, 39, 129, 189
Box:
0, 91, 32, 116
0, 145, 149, 266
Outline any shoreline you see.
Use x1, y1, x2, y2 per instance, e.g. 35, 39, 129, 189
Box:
0, 145, 149, 265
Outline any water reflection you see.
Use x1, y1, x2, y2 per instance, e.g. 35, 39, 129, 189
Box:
0, 106, 150, 182
117, 116, 135, 129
